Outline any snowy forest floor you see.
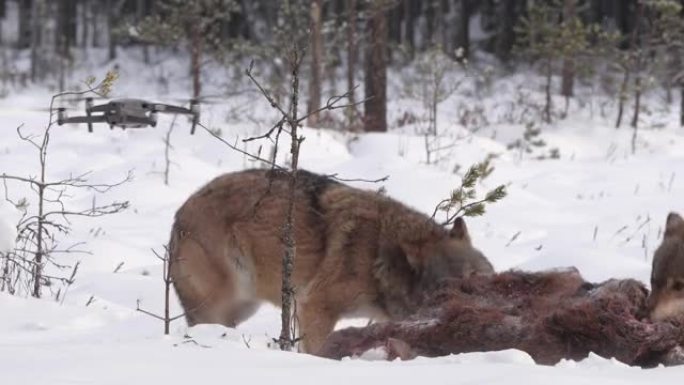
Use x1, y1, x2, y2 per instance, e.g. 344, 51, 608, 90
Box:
1, 49, 684, 383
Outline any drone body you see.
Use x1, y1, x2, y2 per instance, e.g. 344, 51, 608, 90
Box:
57, 98, 200, 134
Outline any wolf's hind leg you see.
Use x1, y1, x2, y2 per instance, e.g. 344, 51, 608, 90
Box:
183, 294, 260, 328
171, 234, 258, 328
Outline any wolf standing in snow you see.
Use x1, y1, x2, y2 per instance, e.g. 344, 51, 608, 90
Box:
168, 169, 494, 353
647, 212, 684, 321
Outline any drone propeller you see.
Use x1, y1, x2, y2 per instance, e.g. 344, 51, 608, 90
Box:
171, 95, 226, 105
61, 95, 108, 103
24, 107, 57, 113
24, 106, 78, 113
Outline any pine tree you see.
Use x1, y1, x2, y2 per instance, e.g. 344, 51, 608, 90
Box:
611, 0, 683, 149
516, 0, 597, 123
648, 0, 684, 127
136, 0, 238, 98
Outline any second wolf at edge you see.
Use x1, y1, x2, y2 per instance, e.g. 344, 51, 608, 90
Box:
647, 212, 684, 323
168, 169, 495, 354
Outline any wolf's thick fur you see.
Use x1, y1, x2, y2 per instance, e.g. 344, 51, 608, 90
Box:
648, 212, 684, 321
169, 169, 494, 353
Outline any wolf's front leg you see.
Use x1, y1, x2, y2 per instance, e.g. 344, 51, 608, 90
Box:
296, 290, 339, 354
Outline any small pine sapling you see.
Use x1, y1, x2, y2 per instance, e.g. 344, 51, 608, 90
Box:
432, 160, 507, 227
408, 45, 467, 136
507, 122, 559, 161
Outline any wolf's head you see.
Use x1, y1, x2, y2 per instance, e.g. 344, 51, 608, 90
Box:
401, 217, 494, 289
647, 212, 684, 321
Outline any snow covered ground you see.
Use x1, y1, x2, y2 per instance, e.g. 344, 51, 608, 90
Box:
1, 51, 684, 383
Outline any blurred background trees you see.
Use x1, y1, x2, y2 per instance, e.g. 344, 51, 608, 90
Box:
0, 0, 682, 129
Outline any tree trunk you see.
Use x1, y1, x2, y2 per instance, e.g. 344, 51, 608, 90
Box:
628, 1, 644, 135
324, 1, 342, 95
544, 58, 552, 124
137, 0, 149, 64
561, 0, 576, 99
630, 73, 641, 154
403, 0, 415, 58
29, 0, 43, 82
92, 1, 100, 47
495, 0, 517, 62
680, 86, 684, 127
57, 0, 77, 56
279, 49, 304, 352
65, 0, 77, 48
0, 0, 7, 44
614, 0, 635, 42
58, 39, 66, 92
424, 0, 435, 47
439, 0, 449, 53
364, 0, 388, 133
616, 1, 643, 129
33, 184, 44, 298
81, 0, 89, 49
454, 0, 470, 58
236, 0, 252, 40
18, 0, 32, 49
107, 0, 118, 61
346, 0, 358, 128
190, 24, 202, 98
615, 67, 629, 128
430, 86, 438, 135
33, 131, 49, 298
163, 253, 172, 335
388, 2, 402, 45
631, 74, 642, 130
307, 0, 323, 128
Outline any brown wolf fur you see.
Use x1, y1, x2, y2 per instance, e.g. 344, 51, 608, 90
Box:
168, 169, 494, 353
647, 212, 684, 321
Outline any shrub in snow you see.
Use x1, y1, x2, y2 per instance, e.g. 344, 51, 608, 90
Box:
0, 202, 19, 253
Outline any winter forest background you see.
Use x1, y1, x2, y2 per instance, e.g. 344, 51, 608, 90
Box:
1, 1, 684, 383
2, 0, 683, 133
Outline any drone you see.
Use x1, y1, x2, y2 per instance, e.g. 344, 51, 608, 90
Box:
56, 98, 200, 134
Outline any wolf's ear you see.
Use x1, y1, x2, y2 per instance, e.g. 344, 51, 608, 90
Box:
665, 212, 684, 238
449, 217, 472, 245
398, 240, 423, 271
